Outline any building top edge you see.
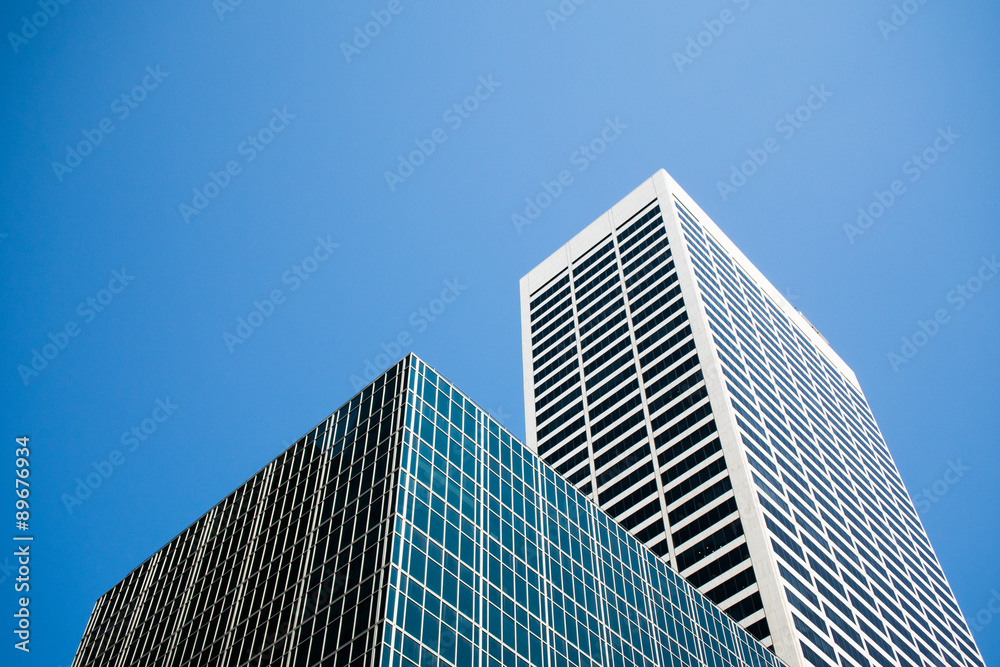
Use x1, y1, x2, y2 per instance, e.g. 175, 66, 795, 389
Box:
520, 168, 862, 391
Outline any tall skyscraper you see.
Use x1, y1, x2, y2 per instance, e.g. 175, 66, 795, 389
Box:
519, 170, 985, 667
72, 354, 786, 667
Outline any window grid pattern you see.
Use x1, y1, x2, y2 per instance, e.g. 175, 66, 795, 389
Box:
72, 362, 408, 667
676, 201, 985, 667
73, 354, 787, 667
385, 357, 788, 667
526, 201, 770, 647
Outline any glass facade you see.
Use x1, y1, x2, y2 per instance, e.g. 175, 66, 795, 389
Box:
72, 362, 407, 667
73, 354, 786, 667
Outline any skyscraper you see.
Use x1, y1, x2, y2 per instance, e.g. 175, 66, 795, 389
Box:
72, 354, 786, 667
519, 170, 985, 667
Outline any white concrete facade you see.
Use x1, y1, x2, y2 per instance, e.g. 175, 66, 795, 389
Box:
519, 170, 985, 667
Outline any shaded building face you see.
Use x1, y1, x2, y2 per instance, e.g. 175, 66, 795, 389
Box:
72, 362, 407, 667
519, 170, 985, 667
73, 354, 786, 667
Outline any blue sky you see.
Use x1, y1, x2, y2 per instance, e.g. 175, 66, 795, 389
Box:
2, 1, 998, 664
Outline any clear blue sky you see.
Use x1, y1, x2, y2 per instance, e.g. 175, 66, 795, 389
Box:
2, 1, 998, 664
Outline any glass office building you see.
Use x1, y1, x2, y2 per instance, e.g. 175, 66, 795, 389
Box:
519, 170, 985, 667
72, 354, 786, 667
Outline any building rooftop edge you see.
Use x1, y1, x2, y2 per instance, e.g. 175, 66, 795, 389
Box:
89, 351, 791, 666
520, 168, 862, 391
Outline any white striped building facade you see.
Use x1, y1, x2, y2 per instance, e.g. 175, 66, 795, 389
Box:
519, 170, 985, 667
